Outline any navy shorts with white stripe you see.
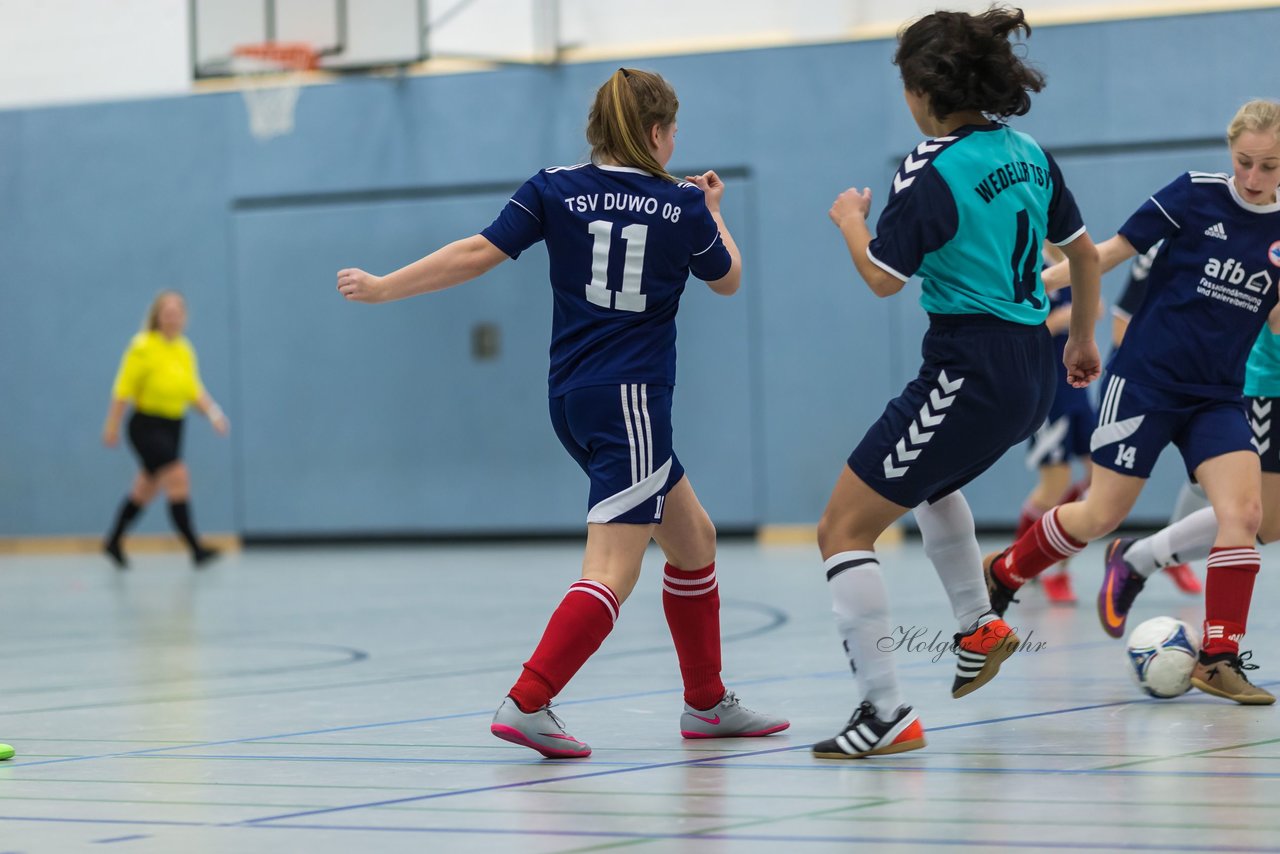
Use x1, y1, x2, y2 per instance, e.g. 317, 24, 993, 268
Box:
550, 383, 685, 524
848, 314, 1056, 508
1025, 382, 1095, 469
1089, 372, 1253, 479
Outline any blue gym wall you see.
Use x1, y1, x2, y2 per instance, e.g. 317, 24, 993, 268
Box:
2, 8, 1274, 538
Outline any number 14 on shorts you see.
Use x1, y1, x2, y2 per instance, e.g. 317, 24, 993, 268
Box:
1114, 443, 1137, 470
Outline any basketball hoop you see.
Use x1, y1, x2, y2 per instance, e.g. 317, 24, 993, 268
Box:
231, 42, 319, 141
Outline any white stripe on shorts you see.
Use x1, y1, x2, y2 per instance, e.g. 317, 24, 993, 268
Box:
587, 457, 673, 523
620, 385, 639, 484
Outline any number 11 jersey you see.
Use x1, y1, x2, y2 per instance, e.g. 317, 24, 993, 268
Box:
482, 163, 732, 396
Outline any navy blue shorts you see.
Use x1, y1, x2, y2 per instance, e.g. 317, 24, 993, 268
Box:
1090, 374, 1253, 478
550, 383, 685, 524
849, 314, 1056, 507
1248, 396, 1280, 474
1025, 385, 1095, 469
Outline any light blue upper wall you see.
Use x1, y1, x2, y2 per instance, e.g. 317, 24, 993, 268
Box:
2, 7, 1275, 535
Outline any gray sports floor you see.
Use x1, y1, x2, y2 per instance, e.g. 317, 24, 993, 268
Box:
1, 537, 1277, 853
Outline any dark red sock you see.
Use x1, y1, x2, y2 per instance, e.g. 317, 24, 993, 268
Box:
994, 506, 1087, 588
662, 562, 725, 710
1202, 546, 1260, 657
1014, 501, 1043, 541
508, 579, 619, 712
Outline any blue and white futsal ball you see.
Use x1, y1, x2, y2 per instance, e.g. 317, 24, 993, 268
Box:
1125, 616, 1200, 698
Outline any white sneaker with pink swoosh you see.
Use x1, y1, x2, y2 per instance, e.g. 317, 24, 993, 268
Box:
680, 690, 790, 739
490, 697, 592, 758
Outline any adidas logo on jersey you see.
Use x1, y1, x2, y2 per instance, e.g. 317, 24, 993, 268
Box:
1204, 222, 1228, 240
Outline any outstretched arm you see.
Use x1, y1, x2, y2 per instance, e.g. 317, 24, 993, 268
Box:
1043, 233, 1137, 290
1058, 231, 1103, 388
337, 235, 510, 304
829, 187, 905, 297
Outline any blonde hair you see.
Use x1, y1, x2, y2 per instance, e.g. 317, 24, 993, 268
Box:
586, 68, 679, 183
1227, 99, 1280, 146
144, 290, 185, 332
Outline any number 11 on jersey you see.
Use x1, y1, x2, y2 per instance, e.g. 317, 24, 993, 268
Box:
585, 220, 649, 312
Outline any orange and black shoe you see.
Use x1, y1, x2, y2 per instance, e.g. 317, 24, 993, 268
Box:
812, 701, 926, 759
982, 550, 1020, 617
952, 615, 1021, 698
1098, 538, 1147, 639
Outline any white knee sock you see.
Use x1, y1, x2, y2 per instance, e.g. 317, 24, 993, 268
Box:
1170, 481, 1211, 524
825, 551, 903, 714
914, 491, 991, 632
1124, 506, 1218, 577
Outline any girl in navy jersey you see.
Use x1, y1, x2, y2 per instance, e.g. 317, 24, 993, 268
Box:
812, 7, 1101, 760
337, 68, 787, 757
1108, 244, 1206, 596
988, 99, 1280, 705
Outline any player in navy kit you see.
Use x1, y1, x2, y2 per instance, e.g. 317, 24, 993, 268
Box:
337, 68, 787, 757
812, 7, 1101, 760
1108, 243, 1205, 595
989, 99, 1280, 705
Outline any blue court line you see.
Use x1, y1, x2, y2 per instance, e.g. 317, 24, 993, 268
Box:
0, 599, 786, 718
244, 823, 1280, 851
0, 816, 202, 829
0, 673, 795, 770
133, 753, 652, 767
234, 696, 1187, 826
105, 752, 1280, 780
689, 762, 1280, 779
6, 813, 1280, 851
93, 835, 149, 844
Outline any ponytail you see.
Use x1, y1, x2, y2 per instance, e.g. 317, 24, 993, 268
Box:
586, 68, 679, 182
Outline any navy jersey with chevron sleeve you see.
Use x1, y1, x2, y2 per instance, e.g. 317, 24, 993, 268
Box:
866, 123, 1085, 325
1109, 172, 1280, 399
481, 163, 732, 396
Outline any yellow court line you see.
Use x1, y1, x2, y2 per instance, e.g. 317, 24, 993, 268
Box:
0, 534, 240, 556
757, 524, 903, 549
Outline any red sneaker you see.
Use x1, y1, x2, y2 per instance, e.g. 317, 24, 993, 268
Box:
1162, 562, 1202, 595
1041, 569, 1077, 605
951, 616, 1021, 698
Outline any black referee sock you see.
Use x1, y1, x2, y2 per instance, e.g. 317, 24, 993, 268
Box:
106, 498, 142, 548
167, 501, 202, 555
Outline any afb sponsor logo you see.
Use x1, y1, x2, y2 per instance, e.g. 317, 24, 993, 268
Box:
1269, 240, 1280, 268
1204, 257, 1273, 295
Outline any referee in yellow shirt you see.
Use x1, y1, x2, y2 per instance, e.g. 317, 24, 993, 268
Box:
102, 291, 229, 567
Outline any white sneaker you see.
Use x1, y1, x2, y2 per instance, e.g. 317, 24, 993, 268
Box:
679, 690, 790, 739
490, 697, 591, 758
